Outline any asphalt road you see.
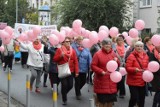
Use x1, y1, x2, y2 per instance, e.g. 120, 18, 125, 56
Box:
0, 63, 154, 107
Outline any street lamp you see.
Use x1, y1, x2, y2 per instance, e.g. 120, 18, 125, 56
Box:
16, 0, 18, 23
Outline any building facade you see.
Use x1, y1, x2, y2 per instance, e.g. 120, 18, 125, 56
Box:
133, 0, 160, 33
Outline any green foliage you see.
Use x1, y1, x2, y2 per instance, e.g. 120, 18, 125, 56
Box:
0, 0, 38, 27
53, 0, 133, 31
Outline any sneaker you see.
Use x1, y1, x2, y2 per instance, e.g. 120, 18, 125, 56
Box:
43, 84, 48, 87
2, 63, 4, 67
30, 86, 32, 91
119, 95, 125, 98
35, 88, 41, 93
76, 96, 81, 100
3, 68, 6, 72
62, 101, 67, 105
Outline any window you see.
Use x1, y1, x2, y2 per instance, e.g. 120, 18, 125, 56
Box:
140, 0, 152, 8
142, 28, 151, 34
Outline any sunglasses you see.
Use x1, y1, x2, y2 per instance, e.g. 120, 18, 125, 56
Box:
65, 41, 70, 43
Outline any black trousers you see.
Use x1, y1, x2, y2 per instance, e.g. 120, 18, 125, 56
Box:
128, 85, 146, 107
152, 92, 160, 107
21, 52, 28, 65
60, 75, 73, 102
74, 73, 87, 96
118, 76, 126, 96
4, 55, 14, 70
49, 73, 60, 88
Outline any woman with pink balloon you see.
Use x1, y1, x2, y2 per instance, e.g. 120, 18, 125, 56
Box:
125, 41, 149, 107
114, 34, 128, 98
17, 37, 45, 93
91, 38, 120, 107
148, 45, 160, 107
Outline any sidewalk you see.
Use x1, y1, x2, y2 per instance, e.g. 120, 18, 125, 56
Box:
0, 91, 24, 107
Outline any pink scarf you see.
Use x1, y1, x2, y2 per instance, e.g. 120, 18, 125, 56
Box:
61, 45, 72, 57
147, 44, 154, 52
154, 49, 160, 60
116, 44, 125, 57
33, 42, 42, 50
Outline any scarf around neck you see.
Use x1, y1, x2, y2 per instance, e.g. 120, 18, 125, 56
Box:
154, 48, 160, 60
33, 42, 42, 50
116, 44, 125, 57
61, 45, 72, 57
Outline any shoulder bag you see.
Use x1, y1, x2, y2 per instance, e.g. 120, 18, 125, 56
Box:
58, 48, 71, 78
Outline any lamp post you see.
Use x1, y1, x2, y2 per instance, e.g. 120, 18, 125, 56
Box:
16, 0, 18, 23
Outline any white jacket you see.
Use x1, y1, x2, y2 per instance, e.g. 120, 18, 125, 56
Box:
20, 42, 44, 67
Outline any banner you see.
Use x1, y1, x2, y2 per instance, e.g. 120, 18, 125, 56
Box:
14, 23, 57, 37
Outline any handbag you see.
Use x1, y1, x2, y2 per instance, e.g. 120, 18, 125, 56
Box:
58, 62, 71, 78
57, 48, 71, 78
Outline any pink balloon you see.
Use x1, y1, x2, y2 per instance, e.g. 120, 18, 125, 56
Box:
33, 26, 41, 36
52, 30, 60, 36
151, 35, 160, 46
135, 20, 145, 30
99, 25, 109, 32
80, 28, 86, 36
142, 70, 154, 82
89, 31, 99, 44
72, 19, 82, 30
106, 60, 118, 72
4, 26, 13, 35
98, 30, 108, 42
27, 30, 37, 42
129, 28, 139, 38
49, 34, 59, 46
126, 36, 132, 46
119, 67, 127, 76
59, 31, 66, 43
0, 30, 10, 39
19, 32, 28, 41
122, 32, 128, 39
84, 30, 91, 38
110, 71, 122, 83
82, 38, 92, 48
109, 27, 119, 37
70, 29, 78, 37
2, 37, 11, 45
0, 46, 5, 52
148, 61, 160, 72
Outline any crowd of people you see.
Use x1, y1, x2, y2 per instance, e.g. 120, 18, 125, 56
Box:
0, 34, 160, 107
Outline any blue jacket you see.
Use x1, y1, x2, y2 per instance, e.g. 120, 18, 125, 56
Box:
72, 42, 92, 73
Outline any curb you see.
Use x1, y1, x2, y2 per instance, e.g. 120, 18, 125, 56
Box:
0, 91, 25, 107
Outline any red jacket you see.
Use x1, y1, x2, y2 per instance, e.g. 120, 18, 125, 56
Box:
53, 47, 79, 74
91, 48, 120, 94
125, 50, 149, 86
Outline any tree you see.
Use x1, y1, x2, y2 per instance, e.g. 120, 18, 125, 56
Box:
0, 0, 37, 27
54, 0, 133, 31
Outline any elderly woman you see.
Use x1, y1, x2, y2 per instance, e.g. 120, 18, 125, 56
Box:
72, 36, 92, 100
125, 41, 149, 107
53, 37, 79, 105
18, 38, 44, 93
91, 38, 120, 107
